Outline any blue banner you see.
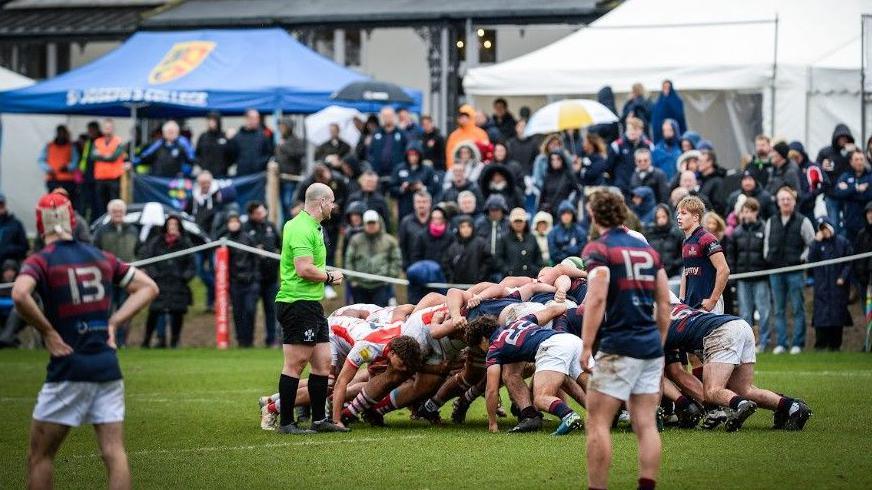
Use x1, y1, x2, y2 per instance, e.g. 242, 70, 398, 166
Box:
132, 172, 265, 211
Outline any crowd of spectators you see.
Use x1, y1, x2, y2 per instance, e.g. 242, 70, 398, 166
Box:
7, 80, 871, 351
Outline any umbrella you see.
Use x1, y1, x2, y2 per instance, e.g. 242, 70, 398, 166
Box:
90, 202, 211, 244
331, 80, 414, 105
524, 99, 619, 138
305, 105, 364, 147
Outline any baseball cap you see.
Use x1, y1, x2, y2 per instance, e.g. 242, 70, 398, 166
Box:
509, 208, 527, 222
363, 210, 380, 223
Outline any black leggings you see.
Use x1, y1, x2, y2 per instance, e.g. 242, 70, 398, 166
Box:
814, 327, 844, 351
143, 311, 185, 348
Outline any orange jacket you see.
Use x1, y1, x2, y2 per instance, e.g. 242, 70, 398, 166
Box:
44, 142, 76, 182
93, 135, 126, 181
445, 105, 489, 170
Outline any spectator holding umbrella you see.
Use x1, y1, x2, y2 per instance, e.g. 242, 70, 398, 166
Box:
37, 124, 78, 200
140, 215, 195, 348
507, 118, 540, 175
232, 109, 275, 176
196, 112, 233, 177
344, 210, 401, 305
809, 217, 853, 351
220, 210, 261, 348
650, 80, 687, 143
314, 123, 351, 162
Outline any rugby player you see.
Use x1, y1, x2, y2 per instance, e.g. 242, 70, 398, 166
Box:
665, 302, 812, 431
14, 192, 159, 489
676, 195, 729, 313
471, 301, 587, 435
581, 190, 671, 490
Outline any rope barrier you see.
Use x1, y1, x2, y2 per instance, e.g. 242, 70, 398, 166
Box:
0, 239, 870, 292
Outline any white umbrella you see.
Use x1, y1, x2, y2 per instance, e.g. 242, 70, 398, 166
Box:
524, 99, 619, 137
304, 105, 364, 147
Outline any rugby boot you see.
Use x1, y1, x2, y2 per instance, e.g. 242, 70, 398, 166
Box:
551, 412, 583, 436
311, 418, 351, 433
724, 400, 757, 432
277, 422, 315, 435
509, 415, 543, 433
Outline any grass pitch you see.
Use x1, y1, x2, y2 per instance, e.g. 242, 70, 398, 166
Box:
1, 349, 871, 489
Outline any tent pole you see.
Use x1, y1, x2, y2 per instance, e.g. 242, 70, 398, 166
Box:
863, 15, 867, 141
770, 14, 779, 137
123, 105, 138, 203
273, 109, 283, 146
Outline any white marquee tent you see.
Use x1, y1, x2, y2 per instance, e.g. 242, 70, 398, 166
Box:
0, 67, 63, 234
464, 0, 870, 168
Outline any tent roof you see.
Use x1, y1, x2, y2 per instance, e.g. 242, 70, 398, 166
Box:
464, 0, 871, 96
0, 66, 35, 91
0, 27, 421, 116
143, 0, 598, 28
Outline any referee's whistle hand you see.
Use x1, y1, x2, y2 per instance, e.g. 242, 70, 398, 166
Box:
329, 271, 344, 285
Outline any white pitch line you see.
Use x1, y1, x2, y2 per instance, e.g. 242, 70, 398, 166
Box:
66, 435, 425, 460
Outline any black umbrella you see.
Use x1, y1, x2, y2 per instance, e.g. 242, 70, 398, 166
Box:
331, 80, 414, 105
90, 202, 211, 244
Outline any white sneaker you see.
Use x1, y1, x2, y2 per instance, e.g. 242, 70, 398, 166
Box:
260, 405, 278, 431
789, 346, 802, 355
773, 345, 786, 355
324, 285, 337, 300
258, 396, 271, 410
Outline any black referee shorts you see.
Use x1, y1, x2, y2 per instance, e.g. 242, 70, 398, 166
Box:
277, 300, 329, 345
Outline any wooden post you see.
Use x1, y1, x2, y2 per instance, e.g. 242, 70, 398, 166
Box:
266, 161, 280, 225
120, 169, 131, 203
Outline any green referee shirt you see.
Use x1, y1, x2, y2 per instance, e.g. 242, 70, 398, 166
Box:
276, 211, 326, 303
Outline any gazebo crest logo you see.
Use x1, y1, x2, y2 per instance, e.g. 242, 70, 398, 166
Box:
148, 41, 216, 85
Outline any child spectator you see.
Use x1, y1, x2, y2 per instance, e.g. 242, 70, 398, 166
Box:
547, 200, 587, 264
727, 197, 771, 352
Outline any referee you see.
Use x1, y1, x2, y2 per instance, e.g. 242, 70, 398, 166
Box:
275, 183, 348, 434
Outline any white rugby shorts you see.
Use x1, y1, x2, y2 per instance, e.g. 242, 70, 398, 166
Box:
534, 333, 585, 380
589, 353, 663, 401
33, 380, 125, 427
703, 319, 756, 365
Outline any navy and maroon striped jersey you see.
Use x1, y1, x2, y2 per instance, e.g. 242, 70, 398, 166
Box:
21, 240, 134, 382
665, 303, 741, 355
485, 314, 558, 366
582, 227, 663, 359
682, 226, 723, 308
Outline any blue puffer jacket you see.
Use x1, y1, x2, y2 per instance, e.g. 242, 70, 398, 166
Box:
652, 118, 682, 180
547, 200, 588, 264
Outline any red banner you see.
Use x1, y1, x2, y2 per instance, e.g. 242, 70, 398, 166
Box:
214, 245, 230, 349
